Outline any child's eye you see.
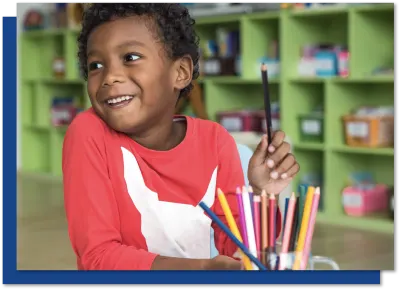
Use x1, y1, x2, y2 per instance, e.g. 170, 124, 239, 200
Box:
124, 54, 140, 62
88, 62, 103, 71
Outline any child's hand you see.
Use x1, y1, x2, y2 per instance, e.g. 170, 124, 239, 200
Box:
247, 131, 300, 195
205, 255, 244, 270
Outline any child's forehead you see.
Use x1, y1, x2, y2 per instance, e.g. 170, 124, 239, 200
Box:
88, 15, 160, 49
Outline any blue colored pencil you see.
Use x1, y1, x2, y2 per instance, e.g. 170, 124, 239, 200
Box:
199, 201, 267, 271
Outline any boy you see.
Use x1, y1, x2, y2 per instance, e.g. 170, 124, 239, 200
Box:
62, 3, 299, 270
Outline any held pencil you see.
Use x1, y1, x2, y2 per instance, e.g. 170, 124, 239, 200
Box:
198, 201, 266, 271
253, 194, 261, 259
242, 186, 259, 270
279, 192, 296, 270
288, 197, 300, 252
235, 187, 249, 249
261, 63, 273, 144
260, 190, 269, 265
217, 188, 252, 271
293, 186, 315, 270
301, 187, 321, 270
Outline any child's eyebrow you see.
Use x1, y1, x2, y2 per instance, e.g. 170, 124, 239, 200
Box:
87, 40, 146, 58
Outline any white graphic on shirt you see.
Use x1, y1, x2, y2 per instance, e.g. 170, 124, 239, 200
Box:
121, 147, 217, 259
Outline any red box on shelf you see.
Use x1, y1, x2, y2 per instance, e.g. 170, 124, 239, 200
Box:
342, 184, 389, 217
217, 110, 262, 133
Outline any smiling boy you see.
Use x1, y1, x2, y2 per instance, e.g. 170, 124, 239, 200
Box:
62, 3, 299, 270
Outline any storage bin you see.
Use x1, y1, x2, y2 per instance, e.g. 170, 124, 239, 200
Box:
298, 113, 324, 142
342, 184, 389, 216
342, 115, 394, 147
217, 110, 262, 133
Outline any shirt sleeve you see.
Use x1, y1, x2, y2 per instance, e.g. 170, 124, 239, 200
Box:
62, 115, 158, 270
212, 126, 282, 257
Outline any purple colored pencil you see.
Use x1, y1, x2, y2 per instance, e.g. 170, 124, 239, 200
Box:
236, 187, 249, 248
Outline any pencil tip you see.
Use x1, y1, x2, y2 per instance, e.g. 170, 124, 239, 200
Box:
269, 193, 275, 199
236, 186, 241, 194
261, 63, 267, 71
315, 187, 321, 194
248, 185, 253, 193
261, 190, 267, 197
291, 192, 296, 198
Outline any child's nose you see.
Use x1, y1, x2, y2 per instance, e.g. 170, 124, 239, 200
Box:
102, 67, 126, 86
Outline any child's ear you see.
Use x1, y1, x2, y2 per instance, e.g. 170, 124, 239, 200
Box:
174, 55, 193, 90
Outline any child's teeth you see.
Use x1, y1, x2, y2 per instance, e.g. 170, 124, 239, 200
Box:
108, 96, 133, 105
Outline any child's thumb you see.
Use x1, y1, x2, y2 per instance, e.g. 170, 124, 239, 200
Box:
251, 135, 269, 164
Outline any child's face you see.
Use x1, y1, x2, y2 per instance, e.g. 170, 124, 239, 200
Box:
86, 16, 192, 134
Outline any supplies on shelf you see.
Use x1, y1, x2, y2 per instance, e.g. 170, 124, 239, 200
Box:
297, 44, 348, 78
217, 109, 263, 133
51, 97, 82, 127
257, 41, 280, 79
342, 172, 390, 217
342, 106, 394, 148
217, 103, 280, 134
298, 106, 324, 143
199, 28, 241, 77
388, 186, 394, 220
52, 57, 66, 79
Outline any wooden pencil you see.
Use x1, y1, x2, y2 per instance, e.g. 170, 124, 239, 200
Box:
217, 188, 253, 271
293, 186, 315, 270
279, 192, 297, 270
261, 63, 273, 144
260, 190, 268, 265
288, 196, 300, 252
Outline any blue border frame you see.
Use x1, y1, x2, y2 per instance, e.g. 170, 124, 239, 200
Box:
3, 16, 381, 284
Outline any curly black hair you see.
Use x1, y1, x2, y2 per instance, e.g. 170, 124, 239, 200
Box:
77, 3, 200, 99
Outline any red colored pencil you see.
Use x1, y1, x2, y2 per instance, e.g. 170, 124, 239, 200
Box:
268, 194, 276, 251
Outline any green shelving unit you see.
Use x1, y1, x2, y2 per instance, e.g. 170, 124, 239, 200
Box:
19, 4, 394, 233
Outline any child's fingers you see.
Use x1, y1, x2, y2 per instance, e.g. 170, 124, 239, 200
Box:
268, 131, 286, 153
280, 163, 300, 179
269, 154, 296, 179
266, 141, 290, 170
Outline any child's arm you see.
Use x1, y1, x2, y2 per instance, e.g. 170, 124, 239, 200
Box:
212, 128, 282, 257
62, 120, 158, 270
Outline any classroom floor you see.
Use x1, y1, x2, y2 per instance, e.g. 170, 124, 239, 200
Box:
17, 207, 395, 271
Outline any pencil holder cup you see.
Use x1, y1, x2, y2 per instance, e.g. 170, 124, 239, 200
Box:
256, 251, 313, 270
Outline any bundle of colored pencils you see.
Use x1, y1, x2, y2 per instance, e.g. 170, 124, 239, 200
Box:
200, 185, 321, 271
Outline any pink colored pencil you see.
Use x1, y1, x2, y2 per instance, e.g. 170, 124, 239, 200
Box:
236, 187, 249, 249
300, 187, 321, 270
279, 192, 297, 270
253, 194, 261, 258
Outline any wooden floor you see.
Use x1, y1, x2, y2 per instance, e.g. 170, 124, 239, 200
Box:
17, 210, 394, 270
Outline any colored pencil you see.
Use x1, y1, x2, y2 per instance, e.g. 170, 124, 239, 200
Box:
235, 187, 249, 249
198, 201, 266, 270
261, 63, 273, 145
248, 186, 255, 224
288, 197, 300, 252
217, 188, 252, 270
268, 194, 276, 251
242, 186, 259, 270
260, 190, 269, 265
282, 197, 290, 237
279, 192, 297, 270
301, 187, 320, 270
293, 186, 315, 270
297, 185, 307, 238
253, 194, 261, 258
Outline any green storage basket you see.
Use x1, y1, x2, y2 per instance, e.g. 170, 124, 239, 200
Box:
298, 113, 324, 143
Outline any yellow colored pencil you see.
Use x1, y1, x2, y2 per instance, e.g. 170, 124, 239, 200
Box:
217, 188, 253, 270
293, 186, 315, 270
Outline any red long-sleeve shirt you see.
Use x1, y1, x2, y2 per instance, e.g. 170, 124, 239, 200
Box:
62, 108, 281, 270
